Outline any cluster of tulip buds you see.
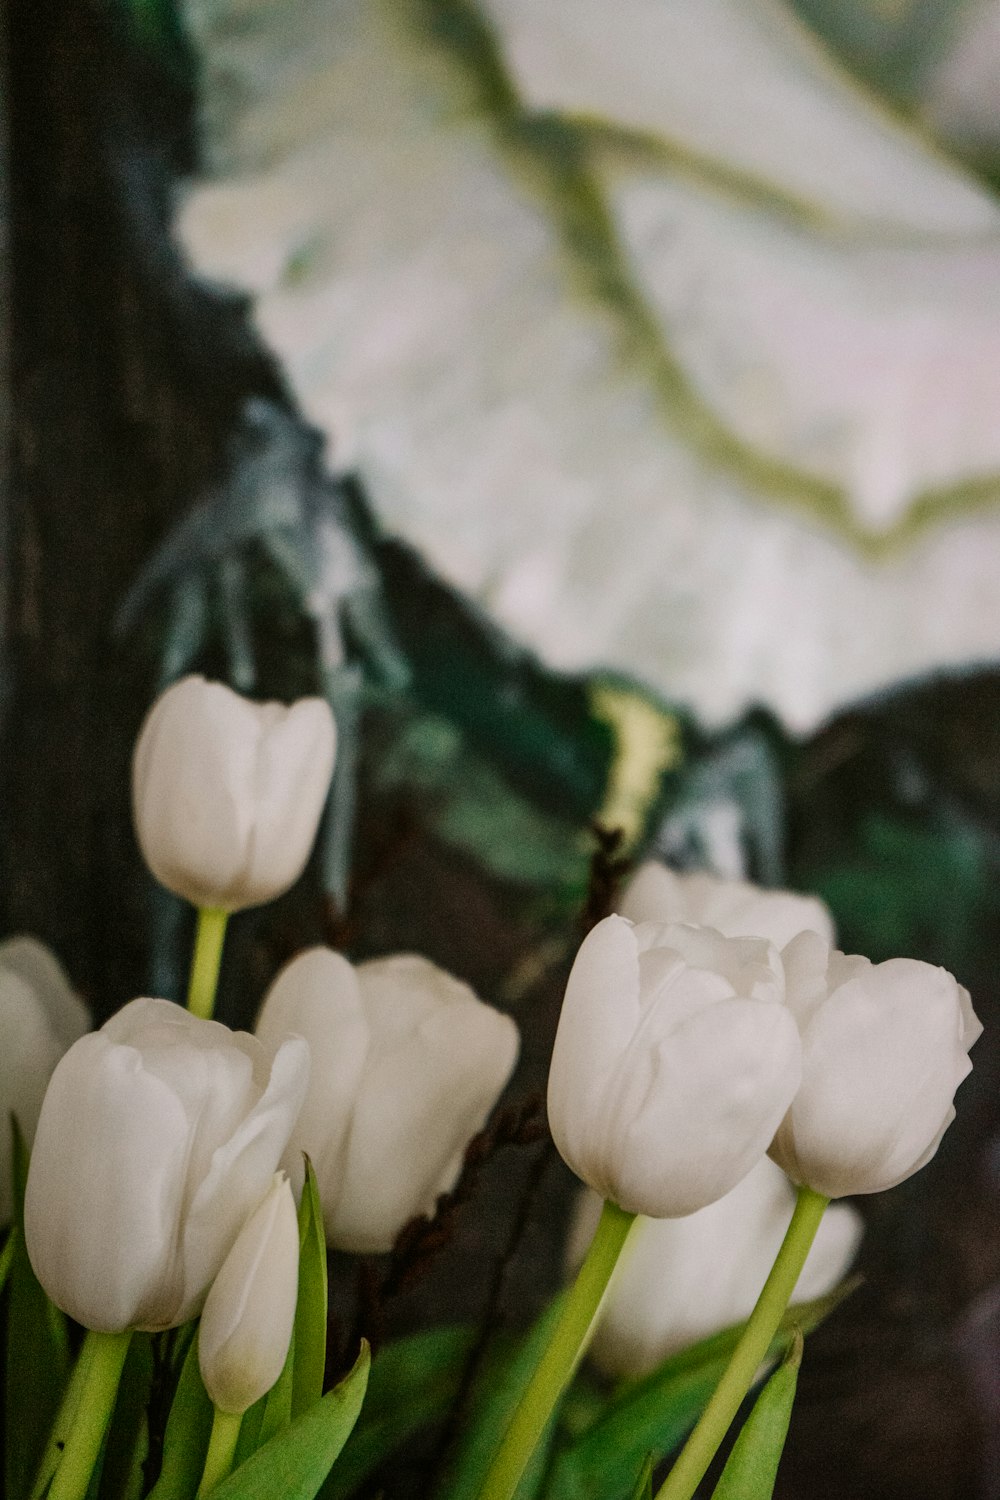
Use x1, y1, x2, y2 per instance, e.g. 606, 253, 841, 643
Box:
0, 674, 982, 1500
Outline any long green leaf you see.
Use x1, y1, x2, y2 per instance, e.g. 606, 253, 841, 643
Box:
145, 1326, 214, 1500
319, 1326, 476, 1500
292, 1159, 328, 1420
710, 1330, 803, 1500
5, 1122, 70, 1500
545, 1284, 853, 1500
209, 1342, 369, 1500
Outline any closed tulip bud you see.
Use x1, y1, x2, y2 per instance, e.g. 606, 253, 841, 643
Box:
568, 1158, 863, 1378
770, 931, 981, 1197
0, 938, 90, 1225
199, 1173, 299, 1414
132, 675, 336, 911
620, 862, 835, 949
547, 916, 802, 1217
256, 948, 520, 1253
24, 998, 309, 1332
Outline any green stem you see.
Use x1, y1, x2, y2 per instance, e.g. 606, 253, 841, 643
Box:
197, 1407, 243, 1496
186, 907, 229, 1020
654, 1185, 829, 1500
477, 1199, 635, 1500
47, 1330, 132, 1500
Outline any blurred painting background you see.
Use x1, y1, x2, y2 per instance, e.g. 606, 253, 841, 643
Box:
7, 1, 1000, 1495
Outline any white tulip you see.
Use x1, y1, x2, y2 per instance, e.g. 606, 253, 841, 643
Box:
770, 930, 981, 1197
24, 998, 309, 1332
0, 938, 90, 1224
199, 1173, 299, 1414
131, 675, 336, 911
547, 916, 802, 1218
569, 1158, 863, 1378
620, 862, 835, 949
256, 948, 520, 1253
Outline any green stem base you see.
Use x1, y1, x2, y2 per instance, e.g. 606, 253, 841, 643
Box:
655, 1184, 829, 1500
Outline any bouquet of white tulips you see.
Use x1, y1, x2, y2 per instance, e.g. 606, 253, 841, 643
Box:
0, 674, 980, 1500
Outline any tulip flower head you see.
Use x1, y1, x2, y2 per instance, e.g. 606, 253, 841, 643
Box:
620, 862, 835, 949
770, 930, 981, 1197
568, 1158, 863, 1378
547, 916, 802, 1218
256, 947, 520, 1253
24, 998, 309, 1332
132, 675, 336, 912
199, 1172, 299, 1414
0, 938, 90, 1225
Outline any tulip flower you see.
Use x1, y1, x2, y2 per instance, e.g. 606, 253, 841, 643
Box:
0, 937, 90, 1224
619, 862, 835, 949
199, 1173, 299, 1414
547, 916, 802, 1218
24, 997, 309, 1332
131, 675, 336, 913
569, 1158, 863, 1378
256, 947, 519, 1253
770, 930, 981, 1198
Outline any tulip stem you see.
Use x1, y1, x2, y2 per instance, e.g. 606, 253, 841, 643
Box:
187, 907, 229, 1020
198, 1407, 243, 1496
30, 1330, 99, 1500
476, 1198, 635, 1500
47, 1329, 132, 1500
654, 1184, 830, 1500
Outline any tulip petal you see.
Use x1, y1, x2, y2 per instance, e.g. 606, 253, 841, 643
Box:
244, 699, 336, 905
783, 958, 973, 1197
619, 864, 835, 947
133, 677, 256, 908
25, 1035, 191, 1331
199, 1174, 300, 1414
256, 948, 369, 1215
609, 999, 802, 1216
0, 937, 89, 1052
177, 1035, 310, 1323
333, 972, 519, 1251
548, 916, 642, 1174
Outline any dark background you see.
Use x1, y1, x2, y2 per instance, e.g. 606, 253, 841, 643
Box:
7, 3, 1000, 1495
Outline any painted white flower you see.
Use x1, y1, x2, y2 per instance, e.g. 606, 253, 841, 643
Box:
547, 916, 802, 1217
256, 947, 520, 1252
0, 938, 89, 1225
770, 930, 981, 1197
132, 675, 336, 911
569, 1157, 863, 1378
25, 998, 309, 1332
619, 863, 834, 949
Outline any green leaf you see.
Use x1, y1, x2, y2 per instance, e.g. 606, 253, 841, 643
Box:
209, 1341, 370, 1500
5, 1121, 70, 1500
710, 1329, 803, 1500
319, 1325, 476, 1500
545, 1284, 852, 1500
145, 1325, 214, 1500
434, 1295, 568, 1500
292, 1159, 328, 1420
628, 1455, 653, 1500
